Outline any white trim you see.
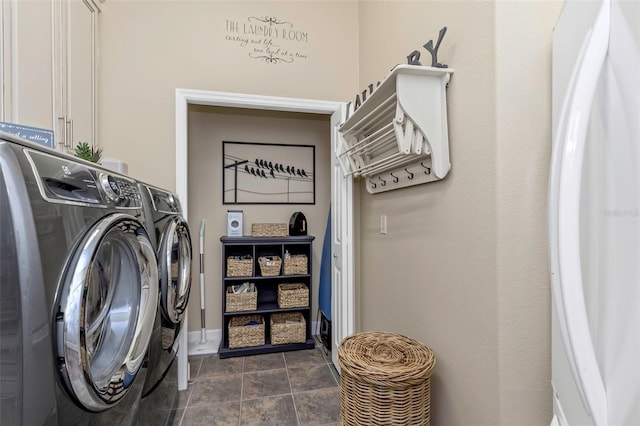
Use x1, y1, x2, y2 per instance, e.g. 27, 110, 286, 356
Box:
0, 0, 6, 121
330, 104, 354, 370
175, 88, 353, 391
176, 89, 341, 114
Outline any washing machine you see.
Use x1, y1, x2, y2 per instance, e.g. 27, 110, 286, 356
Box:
136, 182, 192, 425
0, 132, 158, 425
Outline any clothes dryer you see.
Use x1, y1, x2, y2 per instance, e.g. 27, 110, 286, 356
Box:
0, 132, 158, 425
137, 183, 192, 425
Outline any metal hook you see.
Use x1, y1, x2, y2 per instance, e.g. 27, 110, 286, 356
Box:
390, 173, 399, 183
405, 168, 414, 180
378, 176, 387, 186
420, 162, 431, 175
369, 179, 376, 189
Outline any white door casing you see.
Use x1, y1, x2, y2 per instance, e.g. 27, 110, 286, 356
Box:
175, 89, 355, 388
330, 105, 354, 370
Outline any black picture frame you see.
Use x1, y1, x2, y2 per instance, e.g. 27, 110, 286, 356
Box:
223, 141, 315, 205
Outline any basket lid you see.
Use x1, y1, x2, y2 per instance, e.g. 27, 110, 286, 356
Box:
337, 331, 435, 386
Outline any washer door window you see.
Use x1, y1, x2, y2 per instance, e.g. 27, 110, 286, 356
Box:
56, 214, 158, 412
160, 217, 192, 325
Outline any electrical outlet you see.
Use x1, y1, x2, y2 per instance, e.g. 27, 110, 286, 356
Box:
380, 215, 387, 234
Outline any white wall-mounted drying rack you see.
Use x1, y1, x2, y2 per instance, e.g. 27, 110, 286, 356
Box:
338, 65, 454, 194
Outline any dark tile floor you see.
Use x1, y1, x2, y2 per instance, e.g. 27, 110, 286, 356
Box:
170, 341, 340, 426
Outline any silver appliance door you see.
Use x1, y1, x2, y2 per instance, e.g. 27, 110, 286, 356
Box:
159, 217, 192, 325
550, 0, 640, 424
56, 213, 159, 412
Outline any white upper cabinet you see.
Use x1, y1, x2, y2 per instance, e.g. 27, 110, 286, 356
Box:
1, 0, 99, 153
56, 0, 100, 153
1, 0, 56, 134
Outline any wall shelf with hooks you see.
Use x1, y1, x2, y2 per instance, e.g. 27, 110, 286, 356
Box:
338, 65, 454, 194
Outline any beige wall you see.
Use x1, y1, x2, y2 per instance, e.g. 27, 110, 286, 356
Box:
99, 0, 564, 423
495, 2, 562, 423
358, 2, 499, 424
98, 0, 358, 187
187, 105, 330, 332
99, 0, 356, 343
357, 1, 561, 425
358, 1, 560, 425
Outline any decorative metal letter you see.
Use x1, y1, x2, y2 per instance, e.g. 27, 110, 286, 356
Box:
424, 27, 448, 68
407, 50, 422, 65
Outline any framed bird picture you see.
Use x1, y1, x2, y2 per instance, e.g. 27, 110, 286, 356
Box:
222, 141, 315, 204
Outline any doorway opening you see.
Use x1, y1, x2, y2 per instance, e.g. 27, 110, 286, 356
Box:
174, 89, 354, 389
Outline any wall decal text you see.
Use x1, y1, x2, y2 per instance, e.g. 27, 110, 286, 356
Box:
224, 16, 310, 64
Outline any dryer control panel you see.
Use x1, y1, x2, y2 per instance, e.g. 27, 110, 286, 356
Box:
147, 186, 182, 214
26, 150, 142, 209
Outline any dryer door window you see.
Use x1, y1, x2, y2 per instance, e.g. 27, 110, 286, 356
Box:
56, 214, 158, 412
160, 217, 192, 324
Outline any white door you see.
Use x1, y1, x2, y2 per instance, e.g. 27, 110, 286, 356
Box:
550, 0, 640, 424
330, 105, 354, 370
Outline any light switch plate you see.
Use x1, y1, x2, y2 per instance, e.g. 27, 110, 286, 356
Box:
380, 215, 387, 234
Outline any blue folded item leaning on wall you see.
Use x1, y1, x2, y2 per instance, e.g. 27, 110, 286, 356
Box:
318, 207, 332, 320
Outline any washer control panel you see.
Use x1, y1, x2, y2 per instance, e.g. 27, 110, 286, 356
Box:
26, 149, 142, 208
98, 173, 141, 208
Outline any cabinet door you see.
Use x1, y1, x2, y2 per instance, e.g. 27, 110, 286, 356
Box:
65, 0, 97, 151
2, 0, 55, 132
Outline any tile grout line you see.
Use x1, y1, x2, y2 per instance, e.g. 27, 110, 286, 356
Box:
240, 389, 295, 403
327, 362, 340, 386
283, 352, 302, 426
317, 338, 340, 386
238, 357, 245, 426
178, 357, 202, 426
175, 407, 186, 426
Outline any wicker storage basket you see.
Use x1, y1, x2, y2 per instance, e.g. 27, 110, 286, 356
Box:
283, 254, 308, 275
251, 223, 288, 237
226, 256, 253, 277
226, 286, 257, 312
270, 312, 306, 345
258, 256, 282, 276
338, 331, 436, 426
277, 283, 309, 308
228, 315, 265, 348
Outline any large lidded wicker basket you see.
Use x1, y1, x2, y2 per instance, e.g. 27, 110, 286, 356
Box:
270, 312, 306, 345
338, 331, 436, 426
228, 315, 265, 348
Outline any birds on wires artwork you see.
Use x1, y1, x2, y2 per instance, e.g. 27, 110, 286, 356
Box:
223, 141, 315, 204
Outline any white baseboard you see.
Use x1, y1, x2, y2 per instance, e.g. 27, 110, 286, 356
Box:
187, 321, 320, 356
